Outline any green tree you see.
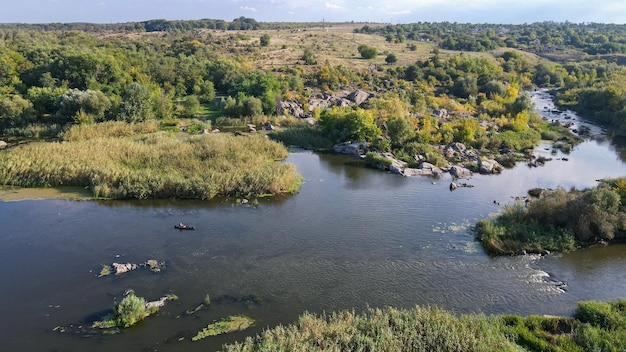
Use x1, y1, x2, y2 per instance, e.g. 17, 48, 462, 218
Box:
55, 89, 112, 124
260, 34, 270, 47
385, 53, 398, 65
118, 82, 154, 122
320, 107, 381, 143
387, 116, 415, 148
26, 86, 66, 117
0, 94, 35, 127
177, 95, 201, 118
357, 45, 378, 59
301, 49, 316, 65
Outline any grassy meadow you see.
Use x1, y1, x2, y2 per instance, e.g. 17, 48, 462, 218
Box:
0, 122, 301, 199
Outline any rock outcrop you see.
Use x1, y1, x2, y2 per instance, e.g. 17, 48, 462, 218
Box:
280, 89, 375, 118
347, 89, 373, 106
479, 159, 504, 174
448, 164, 473, 179
443, 142, 466, 158
332, 141, 368, 156
276, 100, 306, 118
112, 263, 138, 275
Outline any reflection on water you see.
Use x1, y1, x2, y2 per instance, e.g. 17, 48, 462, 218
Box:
1, 93, 626, 351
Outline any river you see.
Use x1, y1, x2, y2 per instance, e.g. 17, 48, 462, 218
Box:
1, 91, 626, 351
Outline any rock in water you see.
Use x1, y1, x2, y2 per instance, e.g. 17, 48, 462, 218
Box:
112, 263, 138, 275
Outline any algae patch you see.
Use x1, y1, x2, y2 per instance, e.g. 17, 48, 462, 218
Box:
192, 315, 255, 341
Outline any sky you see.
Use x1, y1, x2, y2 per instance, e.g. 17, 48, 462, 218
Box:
2, 0, 625, 25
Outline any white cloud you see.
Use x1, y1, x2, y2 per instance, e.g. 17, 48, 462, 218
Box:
386, 9, 411, 15
325, 1, 344, 10
241, 6, 257, 12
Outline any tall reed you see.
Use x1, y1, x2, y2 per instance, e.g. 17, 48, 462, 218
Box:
0, 128, 301, 199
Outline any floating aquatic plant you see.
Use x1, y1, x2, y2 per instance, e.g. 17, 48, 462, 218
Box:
192, 315, 255, 341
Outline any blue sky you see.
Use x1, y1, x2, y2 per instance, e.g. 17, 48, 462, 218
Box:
2, 0, 625, 24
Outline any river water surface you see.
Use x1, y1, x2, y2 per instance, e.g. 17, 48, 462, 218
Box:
2, 92, 626, 351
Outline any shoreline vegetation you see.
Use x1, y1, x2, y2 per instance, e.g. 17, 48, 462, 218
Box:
220, 302, 626, 351
0, 122, 302, 200
475, 179, 626, 256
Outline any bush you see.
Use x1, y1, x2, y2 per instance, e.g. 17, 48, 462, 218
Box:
259, 34, 270, 47
575, 300, 626, 331
115, 293, 147, 328
385, 53, 398, 64
357, 44, 377, 59
364, 152, 392, 169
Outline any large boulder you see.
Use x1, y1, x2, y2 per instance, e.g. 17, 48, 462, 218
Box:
479, 159, 504, 174
112, 263, 138, 275
0, 141, 7, 149
372, 152, 408, 175
277, 100, 305, 118
448, 164, 473, 179
418, 162, 444, 177
443, 142, 466, 158
332, 141, 368, 156
432, 109, 449, 119
348, 89, 373, 106
334, 98, 352, 107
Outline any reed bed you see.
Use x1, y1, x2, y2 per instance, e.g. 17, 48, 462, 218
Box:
61, 120, 160, 141
0, 130, 301, 199
223, 302, 626, 352
222, 306, 523, 352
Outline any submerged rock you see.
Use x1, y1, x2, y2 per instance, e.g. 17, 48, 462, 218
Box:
450, 182, 474, 191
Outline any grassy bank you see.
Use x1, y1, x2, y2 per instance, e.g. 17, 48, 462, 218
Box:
0, 122, 301, 199
475, 181, 626, 255
221, 301, 626, 352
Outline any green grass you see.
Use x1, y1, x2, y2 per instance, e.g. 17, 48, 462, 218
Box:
0, 122, 302, 199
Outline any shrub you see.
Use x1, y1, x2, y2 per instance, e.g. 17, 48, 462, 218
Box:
357, 44, 377, 59
364, 152, 392, 169
575, 300, 626, 331
259, 34, 270, 47
385, 53, 398, 64
115, 293, 147, 328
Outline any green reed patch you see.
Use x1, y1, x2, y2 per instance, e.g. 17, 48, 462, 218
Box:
0, 128, 301, 199
192, 315, 255, 341
222, 302, 626, 352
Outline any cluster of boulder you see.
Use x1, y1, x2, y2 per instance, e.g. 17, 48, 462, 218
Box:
99, 259, 165, 277
333, 141, 503, 180
276, 89, 375, 119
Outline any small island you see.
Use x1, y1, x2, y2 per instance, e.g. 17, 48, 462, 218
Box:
475, 179, 626, 255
